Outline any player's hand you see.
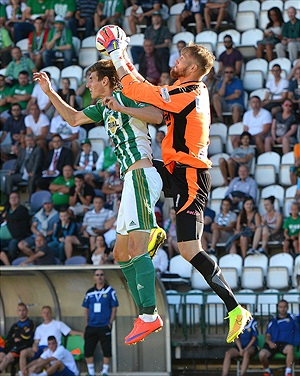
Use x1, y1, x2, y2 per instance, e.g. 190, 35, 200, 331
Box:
97, 27, 129, 54
102, 96, 122, 112
33, 72, 52, 95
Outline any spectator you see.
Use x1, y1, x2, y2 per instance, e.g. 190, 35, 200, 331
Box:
0, 103, 25, 162
0, 250, 10, 265
19, 305, 83, 376
257, 196, 283, 255
5, 47, 37, 86
158, 72, 171, 86
5, 0, 27, 42
152, 130, 165, 160
169, 40, 186, 69
64, 196, 115, 258
93, 0, 124, 32
69, 0, 98, 38
208, 198, 237, 256
283, 201, 300, 255
18, 197, 59, 257
256, 7, 284, 62
101, 162, 123, 211
201, 206, 216, 253
225, 165, 258, 210
84, 140, 117, 189
204, 0, 229, 32
68, 174, 94, 219
49, 113, 80, 158
73, 139, 98, 176
26, 335, 79, 376
262, 64, 288, 115
128, 0, 161, 35
13, 0, 51, 42
138, 39, 169, 85
90, 234, 113, 265
82, 270, 118, 376
49, 164, 75, 210
259, 300, 299, 376
220, 131, 255, 185
240, 96, 272, 155
175, 0, 205, 34
25, 103, 50, 154
58, 78, 77, 109
48, 209, 78, 262
3, 134, 44, 196
42, 16, 74, 69
35, 134, 73, 191
48, 0, 76, 26
203, 66, 220, 107
164, 207, 179, 259
0, 25, 13, 68
19, 234, 56, 265
264, 98, 298, 154
0, 303, 34, 373
152, 246, 168, 276
290, 143, 300, 186
102, 196, 120, 250
76, 71, 95, 110
212, 66, 244, 124
221, 315, 258, 376
0, 74, 11, 124
287, 66, 300, 115
217, 35, 243, 78
0, 192, 31, 262
6, 71, 34, 112
28, 17, 49, 70
26, 71, 57, 119
227, 197, 261, 258
275, 7, 300, 63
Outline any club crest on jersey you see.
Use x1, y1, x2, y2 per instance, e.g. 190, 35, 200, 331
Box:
107, 115, 118, 134
160, 87, 171, 102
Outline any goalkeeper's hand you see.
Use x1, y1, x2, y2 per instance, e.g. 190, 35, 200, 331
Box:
98, 27, 129, 54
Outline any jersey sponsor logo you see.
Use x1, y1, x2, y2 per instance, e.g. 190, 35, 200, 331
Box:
107, 114, 118, 135
160, 87, 171, 103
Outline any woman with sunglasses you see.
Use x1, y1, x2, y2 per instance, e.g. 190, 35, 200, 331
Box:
264, 98, 298, 154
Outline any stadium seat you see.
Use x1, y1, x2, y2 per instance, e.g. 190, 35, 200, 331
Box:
210, 153, 230, 167
11, 257, 29, 266
235, 11, 256, 32
245, 58, 268, 80
279, 165, 292, 186
16, 38, 29, 53
241, 266, 265, 290
64, 256, 87, 265
283, 289, 300, 315
258, 10, 270, 29
226, 122, 244, 154
172, 31, 195, 45
215, 42, 226, 59
234, 289, 256, 312
219, 254, 243, 277
61, 65, 83, 89
79, 48, 99, 68
210, 166, 225, 187
128, 33, 145, 47
29, 190, 52, 215
178, 290, 203, 326
195, 31, 218, 52
208, 135, 223, 156
89, 138, 106, 157
166, 290, 181, 325
210, 123, 227, 145
161, 255, 193, 286
269, 58, 292, 77
261, 185, 285, 207
243, 70, 264, 92
254, 165, 276, 186
285, 185, 297, 199
269, 253, 294, 276
238, 29, 264, 59
218, 29, 241, 46
41, 66, 61, 87
261, 0, 283, 10
238, 0, 260, 19
267, 267, 290, 290
81, 36, 96, 48
190, 256, 217, 290
249, 88, 268, 100
256, 289, 279, 316
168, 3, 185, 34
281, 151, 294, 165
211, 186, 228, 199
209, 199, 222, 214
284, 0, 299, 9
257, 151, 280, 174
66, 335, 85, 361
205, 294, 226, 326
88, 126, 109, 144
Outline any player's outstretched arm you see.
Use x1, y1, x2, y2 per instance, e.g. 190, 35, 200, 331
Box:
33, 72, 93, 127
102, 96, 163, 124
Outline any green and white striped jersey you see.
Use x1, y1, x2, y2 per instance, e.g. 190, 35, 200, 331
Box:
83, 90, 153, 178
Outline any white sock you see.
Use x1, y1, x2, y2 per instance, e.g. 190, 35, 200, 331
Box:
102, 364, 109, 374
286, 368, 292, 375
87, 363, 95, 376
264, 369, 271, 374
139, 313, 158, 322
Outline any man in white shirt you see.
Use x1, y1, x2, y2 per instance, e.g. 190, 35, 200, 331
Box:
262, 64, 288, 115
19, 306, 82, 376
241, 96, 272, 155
26, 335, 79, 376
50, 113, 79, 157
25, 102, 50, 154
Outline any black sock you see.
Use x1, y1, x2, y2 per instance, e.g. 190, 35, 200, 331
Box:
190, 251, 238, 312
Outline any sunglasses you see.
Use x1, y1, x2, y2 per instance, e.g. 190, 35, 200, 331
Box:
283, 104, 293, 107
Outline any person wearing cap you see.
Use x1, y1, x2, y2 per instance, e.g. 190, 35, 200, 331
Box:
42, 15, 74, 68
18, 197, 59, 257
73, 139, 98, 176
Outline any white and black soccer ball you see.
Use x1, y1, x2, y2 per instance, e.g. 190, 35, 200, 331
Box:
95, 25, 127, 56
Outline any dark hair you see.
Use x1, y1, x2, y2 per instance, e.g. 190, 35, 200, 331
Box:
11, 103, 22, 110
264, 195, 275, 204
35, 17, 44, 23
18, 302, 27, 309
47, 335, 57, 342
87, 59, 121, 90
240, 197, 255, 226
223, 35, 232, 41
240, 131, 251, 140
272, 64, 281, 70
222, 197, 232, 205
267, 7, 284, 28
250, 95, 261, 102
51, 133, 63, 140
75, 174, 84, 180
19, 70, 29, 76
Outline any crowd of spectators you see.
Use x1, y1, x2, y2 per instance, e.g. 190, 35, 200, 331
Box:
0, 0, 300, 266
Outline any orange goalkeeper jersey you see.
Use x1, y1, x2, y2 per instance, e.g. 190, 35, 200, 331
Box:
121, 75, 212, 173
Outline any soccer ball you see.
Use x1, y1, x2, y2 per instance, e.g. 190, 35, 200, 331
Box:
95, 25, 127, 56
